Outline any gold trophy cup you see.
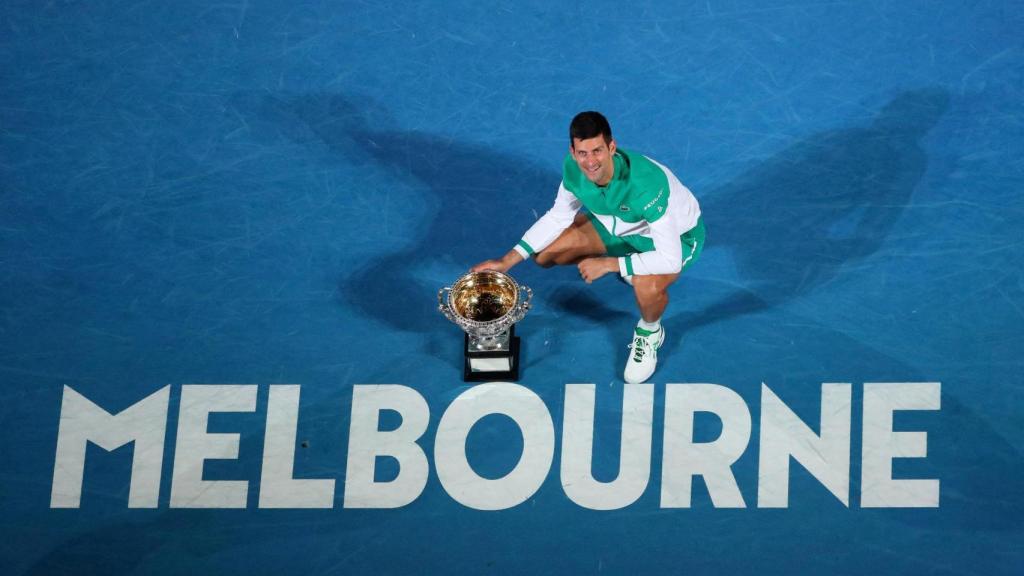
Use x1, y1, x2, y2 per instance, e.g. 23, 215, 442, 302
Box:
438, 270, 532, 381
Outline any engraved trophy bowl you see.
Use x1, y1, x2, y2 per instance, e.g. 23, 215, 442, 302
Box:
438, 270, 532, 381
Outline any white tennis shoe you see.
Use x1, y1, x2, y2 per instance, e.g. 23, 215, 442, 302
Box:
624, 325, 664, 384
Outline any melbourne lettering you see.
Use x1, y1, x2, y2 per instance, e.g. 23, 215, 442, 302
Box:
50, 382, 941, 510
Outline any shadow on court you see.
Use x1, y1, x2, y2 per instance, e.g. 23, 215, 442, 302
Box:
229, 88, 951, 342
229, 91, 555, 335
669, 88, 952, 344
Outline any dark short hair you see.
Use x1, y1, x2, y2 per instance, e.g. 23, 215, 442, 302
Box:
569, 111, 612, 147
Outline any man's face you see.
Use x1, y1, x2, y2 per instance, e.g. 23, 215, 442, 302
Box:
571, 135, 616, 186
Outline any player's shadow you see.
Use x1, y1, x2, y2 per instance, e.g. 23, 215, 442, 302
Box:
228, 91, 556, 337
228, 88, 949, 346
667, 88, 950, 347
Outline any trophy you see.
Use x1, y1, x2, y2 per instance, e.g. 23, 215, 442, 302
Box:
438, 270, 532, 381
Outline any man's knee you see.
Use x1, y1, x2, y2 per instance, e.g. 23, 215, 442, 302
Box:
532, 217, 606, 269
534, 251, 558, 268
535, 249, 576, 268
633, 274, 677, 302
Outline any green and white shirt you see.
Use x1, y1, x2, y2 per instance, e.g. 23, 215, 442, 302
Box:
513, 148, 701, 276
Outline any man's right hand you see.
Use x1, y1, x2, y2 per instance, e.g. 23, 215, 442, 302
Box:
471, 250, 524, 273
471, 259, 510, 273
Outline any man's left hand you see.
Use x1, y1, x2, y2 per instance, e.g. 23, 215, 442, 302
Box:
578, 257, 619, 284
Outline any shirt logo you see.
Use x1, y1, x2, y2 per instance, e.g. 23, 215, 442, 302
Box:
619, 205, 630, 212
644, 188, 665, 212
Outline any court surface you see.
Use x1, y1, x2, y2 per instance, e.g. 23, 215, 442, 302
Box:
2, 1, 1022, 574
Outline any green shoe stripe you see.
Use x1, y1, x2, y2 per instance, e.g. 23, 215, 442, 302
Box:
634, 326, 660, 337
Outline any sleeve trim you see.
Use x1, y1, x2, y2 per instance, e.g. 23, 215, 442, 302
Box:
515, 240, 534, 258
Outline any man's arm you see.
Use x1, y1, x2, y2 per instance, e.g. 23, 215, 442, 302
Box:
472, 182, 581, 272
618, 214, 685, 276
577, 205, 688, 282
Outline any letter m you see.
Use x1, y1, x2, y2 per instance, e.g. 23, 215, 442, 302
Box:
51, 386, 170, 508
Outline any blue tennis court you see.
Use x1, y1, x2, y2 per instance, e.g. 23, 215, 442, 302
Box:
2, 1, 1022, 574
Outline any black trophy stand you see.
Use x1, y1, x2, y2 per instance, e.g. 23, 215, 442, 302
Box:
463, 325, 521, 382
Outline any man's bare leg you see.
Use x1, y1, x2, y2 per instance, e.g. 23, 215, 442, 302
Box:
534, 213, 607, 267
623, 272, 679, 383
471, 214, 606, 274
632, 272, 680, 322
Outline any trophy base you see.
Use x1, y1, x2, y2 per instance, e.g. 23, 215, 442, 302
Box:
464, 325, 521, 382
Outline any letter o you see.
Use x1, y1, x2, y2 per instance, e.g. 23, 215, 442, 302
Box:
435, 383, 555, 510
